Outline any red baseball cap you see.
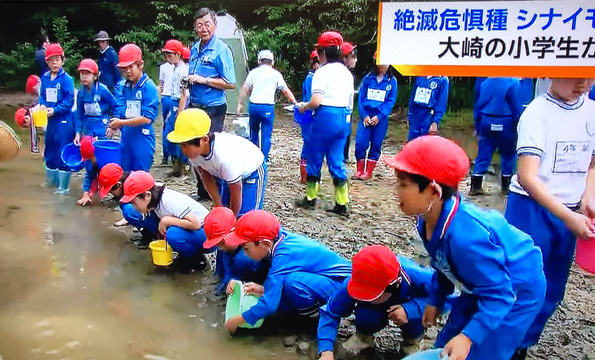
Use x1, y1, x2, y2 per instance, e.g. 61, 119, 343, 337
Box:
98, 163, 124, 198
384, 136, 470, 188
14, 108, 27, 128
25, 75, 40, 95
225, 210, 281, 246
120, 171, 155, 203
182, 47, 190, 60
77, 58, 99, 75
79, 136, 95, 160
309, 50, 319, 61
341, 42, 356, 56
118, 44, 143, 67
162, 39, 184, 55
347, 245, 401, 301
315, 31, 343, 48
45, 43, 64, 60
203, 207, 236, 249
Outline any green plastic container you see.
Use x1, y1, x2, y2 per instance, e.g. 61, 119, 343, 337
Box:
225, 281, 264, 329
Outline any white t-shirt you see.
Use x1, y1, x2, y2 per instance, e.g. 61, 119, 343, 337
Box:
155, 187, 209, 224
171, 62, 189, 100
245, 65, 287, 105
311, 62, 354, 108
189, 132, 265, 184
510, 93, 595, 206
159, 62, 175, 97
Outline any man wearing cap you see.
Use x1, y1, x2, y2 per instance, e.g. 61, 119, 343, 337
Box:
222, 210, 352, 333
109, 44, 159, 173
318, 246, 435, 360
297, 31, 354, 216
187, 8, 236, 133
95, 31, 120, 92
341, 42, 357, 164
167, 109, 266, 217
237, 49, 297, 161
298, 50, 320, 184
203, 207, 270, 295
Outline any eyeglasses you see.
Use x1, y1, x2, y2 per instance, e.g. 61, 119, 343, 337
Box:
196, 21, 213, 29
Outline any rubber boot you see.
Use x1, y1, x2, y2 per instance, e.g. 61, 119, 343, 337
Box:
360, 159, 377, 181
511, 348, 527, 360
501, 175, 512, 195
168, 158, 182, 177
299, 159, 307, 184
352, 160, 365, 180
55, 170, 71, 195
133, 228, 156, 249
44, 167, 59, 188
296, 181, 319, 209
327, 181, 349, 217
468, 175, 485, 196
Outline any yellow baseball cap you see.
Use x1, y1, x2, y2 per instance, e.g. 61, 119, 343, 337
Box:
167, 108, 212, 143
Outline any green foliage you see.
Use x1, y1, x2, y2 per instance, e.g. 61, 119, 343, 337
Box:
0, 43, 35, 91
51, 16, 83, 76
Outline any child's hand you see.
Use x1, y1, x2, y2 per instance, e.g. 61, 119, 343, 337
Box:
422, 305, 439, 328
158, 217, 171, 235
109, 118, 123, 130
564, 211, 595, 239
387, 305, 409, 326
226, 280, 237, 295
370, 116, 379, 126
106, 128, 115, 138
429, 122, 438, 134
319, 351, 334, 360
73, 133, 81, 146
243, 282, 264, 296
224, 315, 246, 333
580, 196, 595, 219
77, 193, 92, 206
47, 108, 55, 117
23, 115, 31, 127
442, 333, 472, 360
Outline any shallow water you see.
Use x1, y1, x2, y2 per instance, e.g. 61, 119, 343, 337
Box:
0, 104, 302, 360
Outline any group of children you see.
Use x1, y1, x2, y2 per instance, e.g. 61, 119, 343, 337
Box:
12, 27, 595, 360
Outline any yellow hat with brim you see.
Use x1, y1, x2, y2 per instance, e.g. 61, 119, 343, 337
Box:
167, 108, 212, 143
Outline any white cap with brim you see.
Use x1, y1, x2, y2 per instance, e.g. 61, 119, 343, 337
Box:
258, 50, 274, 61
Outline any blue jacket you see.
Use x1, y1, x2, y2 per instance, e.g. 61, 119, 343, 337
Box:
473, 77, 486, 123
418, 195, 543, 346
220, 247, 270, 287
474, 77, 524, 133
408, 76, 449, 125
519, 78, 534, 106
98, 46, 121, 90
302, 70, 314, 102
189, 35, 236, 107
82, 161, 100, 192
242, 230, 352, 326
39, 69, 75, 121
317, 256, 432, 353
358, 71, 398, 122
589, 85, 595, 101
117, 73, 159, 141
76, 82, 118, 135
35, 48, 49, 76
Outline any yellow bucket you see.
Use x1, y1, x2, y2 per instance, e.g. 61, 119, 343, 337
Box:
32, 109, 48, 127
149, 240, 173, 267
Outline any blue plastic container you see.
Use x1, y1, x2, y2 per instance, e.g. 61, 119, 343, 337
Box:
402, 349, 448, 360
61, 143, 85, 172
94, 140, 121, 168
294, 106, 313, 124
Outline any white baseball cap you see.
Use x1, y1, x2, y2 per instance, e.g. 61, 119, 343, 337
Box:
258, 50, 274, 61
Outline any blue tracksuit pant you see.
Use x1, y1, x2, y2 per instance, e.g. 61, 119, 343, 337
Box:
120, 137, 154, 172
407, 107, 434, 141
249, 103, 275, 161
277, 272, 345, 317
45, 114, 75, 171
473, 115, 517, 176
165, 105, 187, 162
219, 163, 267, 216
306, 106, 348, 183
120, 203, 159, 234
355, 114, 389, 161
161, 95, 173, 160
300, 122, 311, 161
164, 226, 214, 258
505, 192, 576, 347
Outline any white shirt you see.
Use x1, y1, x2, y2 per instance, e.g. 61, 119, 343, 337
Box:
510, 93, 595, 206
189, 132, 265, 184
155, 188, 209, 224
245, 65, 287, 105
159, 62, 175, 96
311, 62, 354, 108
171, 62, 189, 100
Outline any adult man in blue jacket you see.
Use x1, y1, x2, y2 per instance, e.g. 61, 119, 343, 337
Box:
35, 34, 50, 76
95, 31, 120, 92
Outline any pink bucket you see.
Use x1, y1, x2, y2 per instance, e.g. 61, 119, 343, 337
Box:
576, 236, 595, 274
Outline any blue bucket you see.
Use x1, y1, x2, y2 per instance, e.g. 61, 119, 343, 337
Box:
402, 349, 448, 360
294, 106, 313, 124
94, 140, 121, 168
61, 143, 85, 172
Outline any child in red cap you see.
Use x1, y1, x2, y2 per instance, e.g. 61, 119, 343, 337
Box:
77, 136, 99, 206
120, 171, 213, 271
203, 207, 270, 295
384, 135, 545, 360
298, 49, 320, 184
318, 245, 437, 360
222, 210, 351, 332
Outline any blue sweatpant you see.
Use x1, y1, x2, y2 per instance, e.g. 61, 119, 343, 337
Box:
355, 116, 389, 161
278, 272, 345, 317
300, 122, 312, 161
165, 105, 187, 162
161, 96, 173, 160
355, 302, 424, 340
164, 226, 213, 258
120, 203, 159, 234
473, 116, 517, 176
505, 192, 576, 347
306, 106, 348, 183
249, 103, 275, 161
407, 107, 432, 141
436, 277, 545, 360
219, 163, 267, 216
120, 136, 155, 172
45, 116, 75, 171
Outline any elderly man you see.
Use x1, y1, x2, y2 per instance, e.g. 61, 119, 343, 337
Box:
95, 31, 120, 92
187, 8, 236, 133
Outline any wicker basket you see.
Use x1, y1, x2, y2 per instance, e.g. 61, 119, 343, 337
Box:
0, 120, 22, 162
